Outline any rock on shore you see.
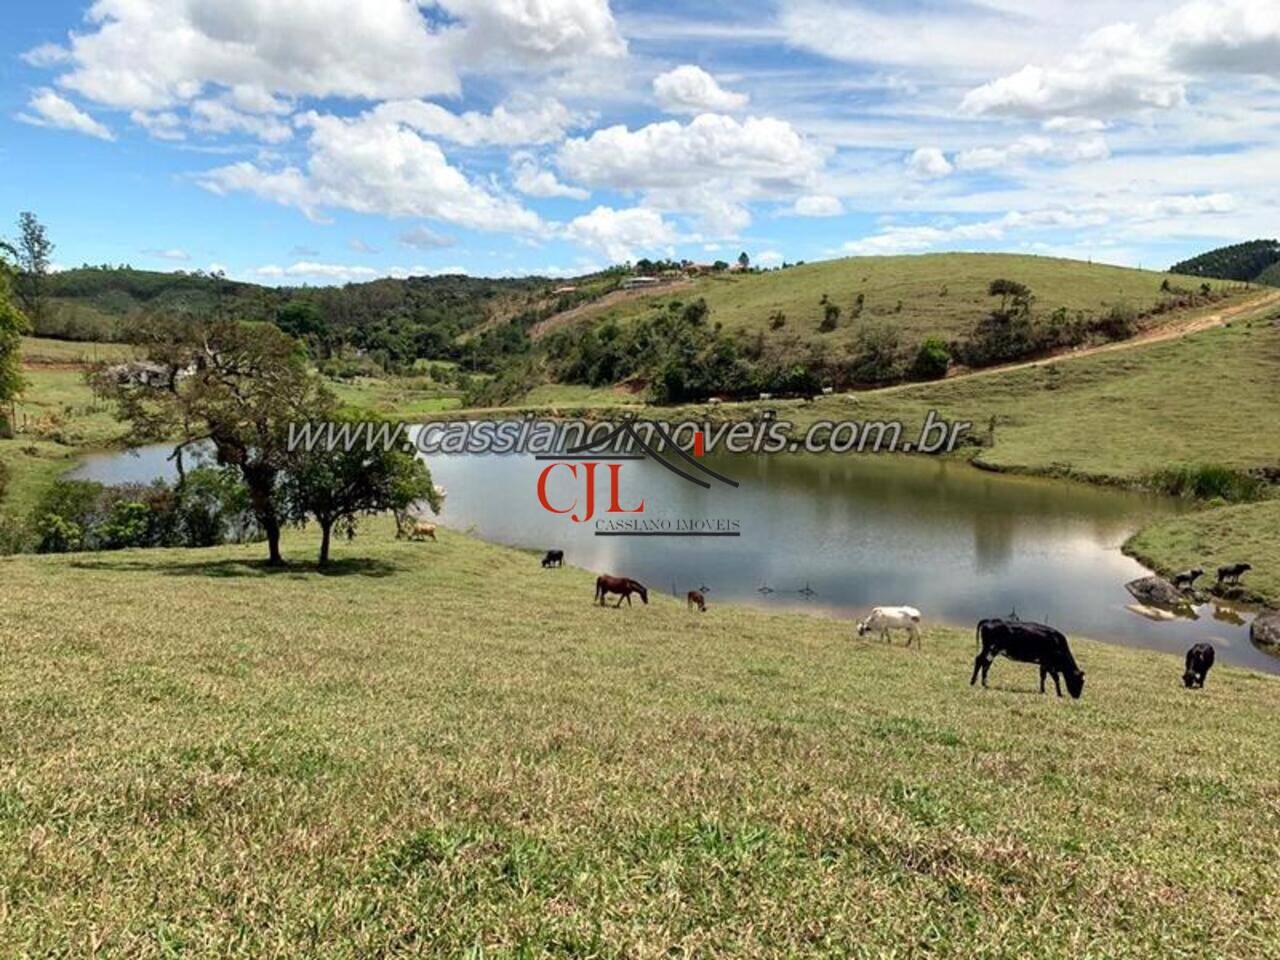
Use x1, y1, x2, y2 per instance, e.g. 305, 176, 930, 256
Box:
1252, 610, 1280, 647
1126, 576, 1192, 608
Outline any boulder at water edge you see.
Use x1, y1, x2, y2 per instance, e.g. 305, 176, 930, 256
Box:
1126, 576, 1192, 608
1251, 610, 1280, 647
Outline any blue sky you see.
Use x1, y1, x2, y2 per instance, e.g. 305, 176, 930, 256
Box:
2, 0, 1278, 284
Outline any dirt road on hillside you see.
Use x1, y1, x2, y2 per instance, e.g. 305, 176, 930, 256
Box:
893, 287, 1280, 393
531, 280, 693, 339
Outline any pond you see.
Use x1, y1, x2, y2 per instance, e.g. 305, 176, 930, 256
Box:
67, 442, 1272, 673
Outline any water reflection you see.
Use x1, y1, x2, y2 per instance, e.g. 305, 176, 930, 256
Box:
68, 443, 1273, 673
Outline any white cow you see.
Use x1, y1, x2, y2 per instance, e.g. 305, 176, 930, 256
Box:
857, 606, 922, 647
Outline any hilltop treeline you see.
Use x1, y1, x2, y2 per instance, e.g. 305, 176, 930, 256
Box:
1170, 240, 1280, 284
40, 266, 556, 372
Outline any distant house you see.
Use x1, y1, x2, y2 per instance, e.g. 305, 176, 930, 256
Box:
619, 275, 663, 290
102, 361, 173, 388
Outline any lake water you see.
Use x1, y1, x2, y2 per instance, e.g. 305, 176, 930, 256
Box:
67, 443, 1273, 673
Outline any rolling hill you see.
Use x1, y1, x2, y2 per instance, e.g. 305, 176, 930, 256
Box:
476, 253, 1248, 405
543, 253, 1235, 344
1170, 239, 1280, 284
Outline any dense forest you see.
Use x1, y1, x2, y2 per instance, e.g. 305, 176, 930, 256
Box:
1170, 240, 1280, 284
37, 265, 625, 375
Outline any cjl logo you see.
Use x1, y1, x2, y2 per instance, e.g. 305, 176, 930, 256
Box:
536, 461, 644, 523
533, 419, 738, 527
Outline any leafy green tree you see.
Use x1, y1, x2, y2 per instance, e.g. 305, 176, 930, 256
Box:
737, 251, 750, 270
283, 410, 441, 565
0, 259, 28, 422
10, 212, 53, 321
274, 299, 329, 350
92, 319, 334, 565
912, 337, 951, 380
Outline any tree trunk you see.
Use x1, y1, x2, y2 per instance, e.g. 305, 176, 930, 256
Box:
264, 516, 283, 566
242, 462, 283, 566
318, 520, 332, 566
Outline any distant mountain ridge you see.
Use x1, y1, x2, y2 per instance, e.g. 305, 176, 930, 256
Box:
1170, 240, 1280, 285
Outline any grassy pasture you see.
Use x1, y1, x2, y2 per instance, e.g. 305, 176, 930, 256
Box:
326, 376, 464, 418
1126, 500, 1280, 607
2, 522, 1280, 956
650, 306, 1280, 488
1, 339, 135, 524
552, 253, 1241, 344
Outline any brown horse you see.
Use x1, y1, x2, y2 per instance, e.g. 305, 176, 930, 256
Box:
687, 590, 707, 612
596, 575, 648, 608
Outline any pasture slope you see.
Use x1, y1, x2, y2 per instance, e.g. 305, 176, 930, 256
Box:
536, 252, 1241, 345
1126, 501, 1280, 609
3, 520, 1280, 957
0, 337, 136, 522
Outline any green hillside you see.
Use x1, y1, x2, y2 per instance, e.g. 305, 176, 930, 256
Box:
479, 253, 1245, 405
571, 253, 1229, 342
1170, 239, 1280, 285
38, 266, 557, 371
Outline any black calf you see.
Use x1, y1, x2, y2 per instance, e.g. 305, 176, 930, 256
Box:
542, 549, 564, 568
1217, 562, 1252, 585
1183, 643, 1215, 689
971, 618, 1085, 699
1171, 567, 1204, 591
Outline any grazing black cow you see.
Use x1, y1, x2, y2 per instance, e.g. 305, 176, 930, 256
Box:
1217, 562, 1252, 585
1183, 642, 1215, 689
541, 549, 564, 568
971, 618, 1086, 698
1171, 567, 1204, 591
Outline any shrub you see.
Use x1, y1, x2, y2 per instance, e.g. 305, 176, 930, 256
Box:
99, 500, 153, 550
846, 323, 902, 384
36, 514, 84, 554
28, 472, 256, 554
1148, 465, 1269, 503
819, 303, 841, 332
1094, 303, 1137, 341
912, 337, 951, 380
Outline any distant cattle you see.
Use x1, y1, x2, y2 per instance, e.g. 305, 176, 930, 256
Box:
596, 575, 648, 608
409, 522, 437, 542
821, 387, 834, 395
541, 549, 564, 568
1217, 562, 1252, 585
857, 606, 922, 647
708, 397, 722, 406
1183, 642, 1215, 689
687, 590, 707, 612
971, 618, 1085, 698
758, 392, 773, 401
1171, 567, 1204, 591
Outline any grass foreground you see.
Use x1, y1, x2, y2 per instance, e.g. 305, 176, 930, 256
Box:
3, 521, 1280, 957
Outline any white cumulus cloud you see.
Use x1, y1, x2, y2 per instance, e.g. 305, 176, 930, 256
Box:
563, 206, 679, 262
18, 88, 113, 140
906, 147, 952, 179
557, 113, 826, 234
792, 195, 843, 217
652, 65, 749, 114
197, 110, 543, 233
511, 153, 589, 199
27, 0, 624, 112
